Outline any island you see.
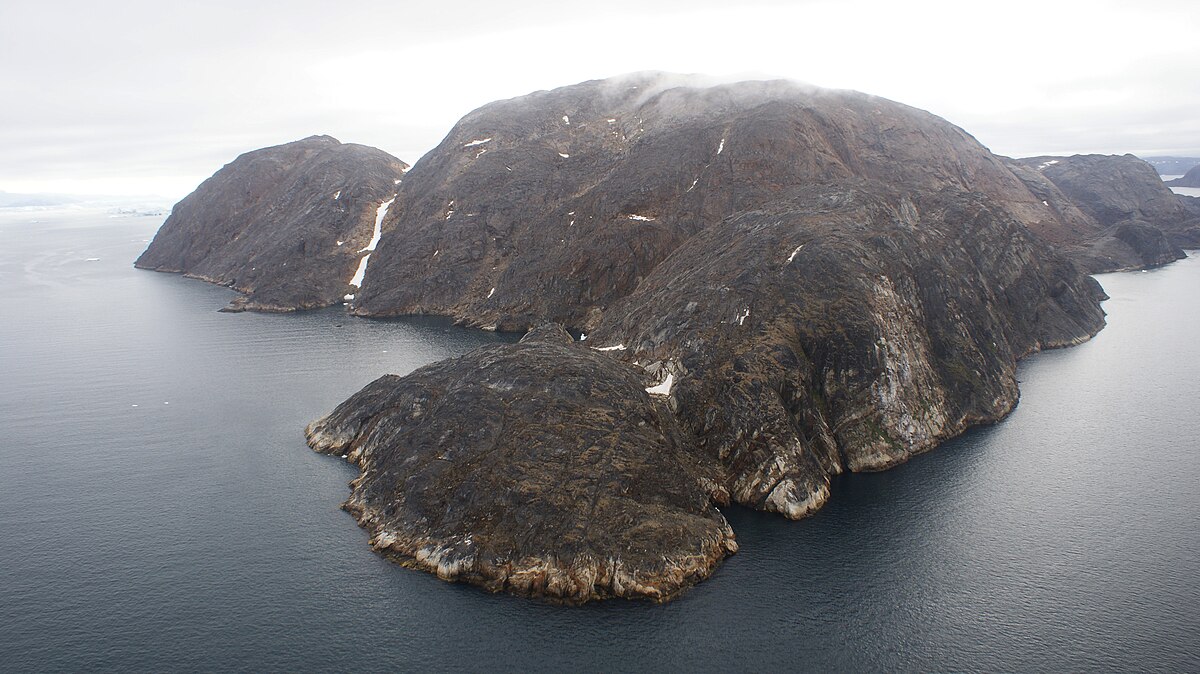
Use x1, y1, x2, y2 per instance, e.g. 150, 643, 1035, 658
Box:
139, 73, 1200, 602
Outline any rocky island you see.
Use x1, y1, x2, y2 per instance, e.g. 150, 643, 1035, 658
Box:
141, 74, 1197, 603
136, 135, 408, 312
1166, 164, 1200, 188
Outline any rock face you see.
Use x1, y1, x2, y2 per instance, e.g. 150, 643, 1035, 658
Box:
352, 75, 1091, 332
1014, 154, 1198, 267
136, 136, 408, 311
305, 324, 736, 603
309, 75, 1111, 601
1166, 165, 1200, 188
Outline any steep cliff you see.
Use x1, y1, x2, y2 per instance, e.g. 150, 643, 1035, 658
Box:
136, 135, 408, 311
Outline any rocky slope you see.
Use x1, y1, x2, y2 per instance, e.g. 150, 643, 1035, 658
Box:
305, 76, 1113, 601
1166, 165, 1200, 187
352, 75, 1092, 332
1014, 154, 1199, 268
136, 135, 408, 311
306, 324, 737, 603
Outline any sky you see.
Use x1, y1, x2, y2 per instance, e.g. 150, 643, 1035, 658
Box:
2, 0, 1198, 198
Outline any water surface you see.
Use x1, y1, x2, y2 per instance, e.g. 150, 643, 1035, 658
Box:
1, 210, 1197, 671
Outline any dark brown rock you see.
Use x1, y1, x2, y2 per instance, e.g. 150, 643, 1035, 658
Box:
136, 135, 408, 311
305, 323, 736, 604
352, 75, 1084, 332
1014, 154, 1199, 261
306, 76, 1111, 601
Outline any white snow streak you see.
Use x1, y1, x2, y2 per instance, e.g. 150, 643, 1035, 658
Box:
350, 195, 395, 288
333, 190, 341, 200
687, 177, 699, 192
562, 115, 570, 124
717, 138, 726, 154
646, 373, 674, 396
787, 244, 804, 263
736, 307, 750, 325
336, 240, 344, 246
463, 137, 492, 147
559, 152, 570, 158
592, 344, 626, 351
487, 287, 495, 299
1037, 159, 1060, 170
627, 214, 654, 221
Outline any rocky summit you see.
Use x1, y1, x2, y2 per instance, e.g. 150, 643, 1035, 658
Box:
136, 135, 408, 311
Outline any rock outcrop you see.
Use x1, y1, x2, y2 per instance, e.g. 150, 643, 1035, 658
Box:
136, 135, 408, 311
306, 75, 1111, 601
305, 324, 737, 603
1013, 154, 1198, 267
1165, 165, 1200, 187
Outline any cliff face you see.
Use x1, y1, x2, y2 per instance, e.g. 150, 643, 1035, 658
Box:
306, 76, 1111, 601
136, 136, 408, 311
352, 76, 1087, 332
1013, 154, 1198, 268
306, 324, 737, 603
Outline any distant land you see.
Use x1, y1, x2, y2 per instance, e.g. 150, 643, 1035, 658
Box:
1141, 156, 1200, 176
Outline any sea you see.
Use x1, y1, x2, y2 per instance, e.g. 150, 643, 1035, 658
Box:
1, 207, 1198, 672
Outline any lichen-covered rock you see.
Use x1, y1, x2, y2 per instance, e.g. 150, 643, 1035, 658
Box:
1015, 154, 1199, 260
305, 324, 736, 604
352, 75, 1083, 332
136, 135, 408, 311
588, 183, 1106, 517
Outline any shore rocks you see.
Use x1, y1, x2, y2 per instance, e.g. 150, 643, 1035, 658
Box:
135, 135, 408, 311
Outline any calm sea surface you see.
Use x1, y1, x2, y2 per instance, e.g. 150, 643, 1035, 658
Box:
1, 209, 1198, 672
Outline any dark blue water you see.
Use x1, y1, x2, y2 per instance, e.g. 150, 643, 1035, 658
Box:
2, 209, 1198, 672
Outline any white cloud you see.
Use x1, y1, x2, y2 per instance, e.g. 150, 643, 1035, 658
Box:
2, 0, 1198, 196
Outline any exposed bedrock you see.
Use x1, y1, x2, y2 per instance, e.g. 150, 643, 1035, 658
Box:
305, 324, 736, 604
136, 135, 408, 311
352, 74, 1094, 331
1012, 154, 1198, 268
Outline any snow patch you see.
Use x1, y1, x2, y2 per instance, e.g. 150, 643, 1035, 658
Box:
333, 190, 341, 200
627, 214, 654, 221
336, 240, 344, 246
394, 178, 402, 185
562, 115, 570, 124
579, 332, 587, 341
717, 138, 726, 154
360, 196, 394, 252
344, 293, 355, 300
349, 255, 370, 288
687, 177, 699, 192
85, 257, 100, 261
463, 137, 492, 147
736, 307, 750, 325
487, 287, 495, 299
558, 152, 570, 159
646, 373, 674, 396
1037, 159, 1060, 171
592, 344, 626, 351
786, 244, 804, 263
445, 200, 455, 220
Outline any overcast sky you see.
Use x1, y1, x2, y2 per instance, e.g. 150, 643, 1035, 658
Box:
2, 0, 1198, 198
